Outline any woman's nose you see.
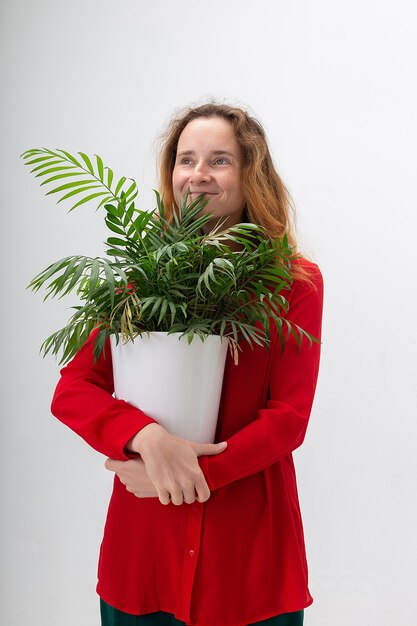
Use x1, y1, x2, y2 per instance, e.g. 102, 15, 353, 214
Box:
190, 162, 211, 184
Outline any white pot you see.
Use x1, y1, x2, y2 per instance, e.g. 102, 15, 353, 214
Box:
110, 332, 229, 443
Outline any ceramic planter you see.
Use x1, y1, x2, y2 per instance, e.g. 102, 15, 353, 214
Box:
110, 332, 229, 443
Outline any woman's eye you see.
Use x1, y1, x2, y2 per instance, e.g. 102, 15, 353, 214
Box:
178, 157, 228, 166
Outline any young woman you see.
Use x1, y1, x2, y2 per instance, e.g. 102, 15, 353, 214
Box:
51, 102, 324, 626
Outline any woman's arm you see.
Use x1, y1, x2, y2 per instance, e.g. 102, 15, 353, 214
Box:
50, 329, 160, 461
50, 328, 228, 505
197, 264, 324, 491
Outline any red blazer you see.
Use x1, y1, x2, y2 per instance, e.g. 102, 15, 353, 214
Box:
51, 259, 324, 626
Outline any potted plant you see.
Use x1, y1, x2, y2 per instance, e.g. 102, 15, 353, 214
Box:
21, 147, 317, 442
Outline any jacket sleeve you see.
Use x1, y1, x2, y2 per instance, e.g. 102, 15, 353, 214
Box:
50, 329, 159, 460
198, 264, 324, 491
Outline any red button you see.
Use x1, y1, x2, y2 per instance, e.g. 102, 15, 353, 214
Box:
192, 506, 199, 513
189, 549, 195, 557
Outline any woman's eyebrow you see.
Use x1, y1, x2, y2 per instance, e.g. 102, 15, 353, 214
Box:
176, 150, 236, 157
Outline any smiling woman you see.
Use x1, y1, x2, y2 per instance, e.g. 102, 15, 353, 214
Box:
158, 102, 304, 262
50, 100, 323, 626
172, 117, 246, 236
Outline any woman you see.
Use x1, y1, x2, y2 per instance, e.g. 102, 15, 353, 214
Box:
51, 102, 324, 626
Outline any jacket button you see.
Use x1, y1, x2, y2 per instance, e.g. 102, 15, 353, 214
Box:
189, 549, 195, 557
192, 506, 198, 513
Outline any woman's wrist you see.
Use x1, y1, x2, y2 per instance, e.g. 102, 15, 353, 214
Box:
125, 423, 167, 454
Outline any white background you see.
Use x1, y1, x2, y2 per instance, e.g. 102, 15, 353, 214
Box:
1, 1, 417, 624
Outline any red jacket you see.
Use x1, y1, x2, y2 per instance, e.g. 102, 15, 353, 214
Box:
51, 260, 324, 626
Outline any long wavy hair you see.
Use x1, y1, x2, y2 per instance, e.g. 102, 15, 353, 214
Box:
157, 101, 312, 282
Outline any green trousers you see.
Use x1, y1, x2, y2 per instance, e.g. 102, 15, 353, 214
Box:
100, 599, 304, 625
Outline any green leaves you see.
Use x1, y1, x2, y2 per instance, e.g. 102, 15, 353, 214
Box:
21, 148, 137, 213
23, 147, 318, 364
27, 255, 128, 308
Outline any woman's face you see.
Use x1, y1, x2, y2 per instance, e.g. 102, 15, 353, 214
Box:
172, 116, 246, 233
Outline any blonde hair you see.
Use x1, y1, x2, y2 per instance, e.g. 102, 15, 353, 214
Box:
157, 101, 312, 282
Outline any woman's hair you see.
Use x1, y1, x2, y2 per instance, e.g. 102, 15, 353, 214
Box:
157, 101, 312, 281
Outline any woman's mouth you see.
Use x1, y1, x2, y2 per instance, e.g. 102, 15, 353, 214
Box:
189, 191, 217, 197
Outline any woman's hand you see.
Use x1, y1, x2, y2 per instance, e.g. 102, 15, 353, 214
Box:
117, 423, 228, 506
104, 457, 159, 498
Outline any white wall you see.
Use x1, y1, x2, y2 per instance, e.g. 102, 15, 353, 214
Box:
2, 1, 417, 624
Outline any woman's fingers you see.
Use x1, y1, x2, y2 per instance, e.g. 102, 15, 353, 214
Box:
105, 442, 214, 506
183, 483, 198, 505
192, 441, 227, 456
168, 489, 183, 506
157, 488, 173, 506
104, 459, 210, 506
195, 476, 210, 503
104, 458, 120, 472
104, 458, 159, 498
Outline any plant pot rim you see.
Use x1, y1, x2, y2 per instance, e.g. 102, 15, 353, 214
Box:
110, 331, 228, 340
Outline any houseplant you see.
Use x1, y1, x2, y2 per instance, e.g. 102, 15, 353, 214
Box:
22, 147, 317, 441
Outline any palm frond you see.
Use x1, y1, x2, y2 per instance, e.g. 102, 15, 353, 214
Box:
21, 148, 137, 213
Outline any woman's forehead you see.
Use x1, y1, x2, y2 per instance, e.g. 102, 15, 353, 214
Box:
177, 117, 240, 154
